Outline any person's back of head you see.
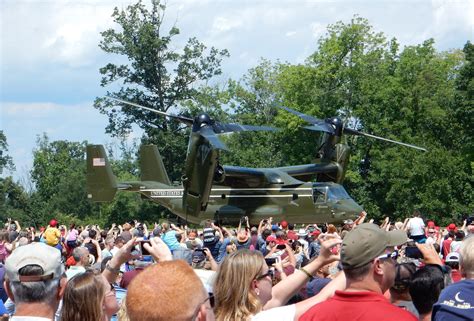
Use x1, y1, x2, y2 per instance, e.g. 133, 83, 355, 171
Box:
126, 261, 212, 321
409, 265, 445, 317
61, 271, 107, 321
454, 230, 465, 241
214, 250, 265, 321
390, 263, 416, 297
72, 247, 89, 265
4, 242, 65, 315
204, 220, 212, 228
288, 223, 295, 231
88, 229, 97, 240
115, 236, 125, 248
460, 236, 474, 279
341, 223, 407, 293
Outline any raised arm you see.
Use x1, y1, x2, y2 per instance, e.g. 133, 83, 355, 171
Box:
264, 237, 341, 310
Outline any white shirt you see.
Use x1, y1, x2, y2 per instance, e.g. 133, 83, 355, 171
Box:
407, 217, 425, 236
251, 304, 296, 321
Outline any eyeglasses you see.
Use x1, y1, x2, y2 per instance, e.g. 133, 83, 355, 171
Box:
105, 283, 116, 298
192, 293, 214, 321
377, 250, 399, 261
256, 269, 274, 281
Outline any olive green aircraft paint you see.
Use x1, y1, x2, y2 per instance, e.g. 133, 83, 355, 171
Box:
87, 100, 426, 225
86, 144, 363, 225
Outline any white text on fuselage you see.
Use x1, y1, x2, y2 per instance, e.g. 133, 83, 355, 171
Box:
149, 190, 184, 198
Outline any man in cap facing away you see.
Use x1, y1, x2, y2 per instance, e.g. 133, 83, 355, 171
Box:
4, 242, 66, 320
300, 223, 416, 321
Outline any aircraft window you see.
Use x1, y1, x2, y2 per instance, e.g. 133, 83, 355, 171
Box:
313, 187, 327, 204
327, 185, 350, 201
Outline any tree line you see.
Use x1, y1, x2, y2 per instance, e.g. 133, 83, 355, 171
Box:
1, 1, 472, 227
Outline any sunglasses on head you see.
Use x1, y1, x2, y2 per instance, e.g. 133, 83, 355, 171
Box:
377, 250, 399, 261
256, 269, 274, 281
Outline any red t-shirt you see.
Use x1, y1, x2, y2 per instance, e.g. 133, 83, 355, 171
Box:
299, 290, 417, 321
442, 238, 453, 258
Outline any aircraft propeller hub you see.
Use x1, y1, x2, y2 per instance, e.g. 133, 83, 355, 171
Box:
328, 116, 343, 136
195, 113, 212, 128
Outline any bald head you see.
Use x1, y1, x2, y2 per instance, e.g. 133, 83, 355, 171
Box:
126, 261, 207, 321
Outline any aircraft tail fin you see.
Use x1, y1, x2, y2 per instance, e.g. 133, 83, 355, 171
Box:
140, 145, 171, 185
86, 145, 117, 202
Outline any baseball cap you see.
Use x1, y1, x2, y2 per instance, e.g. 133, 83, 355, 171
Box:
427, 221, 435, 228
5, 243, 64, 282
49, 219, 58, 227
445, 252, 460, 263
271, 224, 279, 231
310, 230, 321, 238
280, 220, 288, 229
447, 223, 457, 231
297, 229, 308, 237
275, 238, 286, 246
341, 223, 408, 269
343, 219, 354, 225
266, 235, 276, 243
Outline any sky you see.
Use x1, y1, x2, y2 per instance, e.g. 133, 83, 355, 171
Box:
1, 0, 473, 181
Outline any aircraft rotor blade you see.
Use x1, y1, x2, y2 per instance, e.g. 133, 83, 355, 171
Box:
107, 97, 194, 126
278, 105, 334, 134
212, 123, 279, 134
199, 126, 229, 150
303, 125, 335, 134
344, 127, 427, 152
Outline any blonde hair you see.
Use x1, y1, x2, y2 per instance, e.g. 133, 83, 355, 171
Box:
460, 236, 474, 278
61, 271, 106, 321
214, 250, 265, 321
117, 297, 129, 321
327, 224, 337, 234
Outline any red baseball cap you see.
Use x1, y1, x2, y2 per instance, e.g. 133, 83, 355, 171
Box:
275, 238, 287, 246
49, 219, 58, 227
280, 220, 288, 229
310, 230, 321, 238
427, 221, 435, 228
447, 223, 457, 231
286, 232, 298, 241
266, 235, 276, 243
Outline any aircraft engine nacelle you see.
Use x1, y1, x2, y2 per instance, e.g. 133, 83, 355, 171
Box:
213, 164, 225, 184
183, 133, 219, 216
335, 143, 351, 183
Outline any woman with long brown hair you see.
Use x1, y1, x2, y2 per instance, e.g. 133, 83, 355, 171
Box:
213, 236, 344, 321
61, 270, 119, 321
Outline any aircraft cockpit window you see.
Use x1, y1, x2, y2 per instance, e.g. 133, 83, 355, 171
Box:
327, 185, 350, 201
313, 187, 327, 204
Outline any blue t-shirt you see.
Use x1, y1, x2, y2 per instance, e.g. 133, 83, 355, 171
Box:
432, 279, 474, 321
161, 231, 180, 251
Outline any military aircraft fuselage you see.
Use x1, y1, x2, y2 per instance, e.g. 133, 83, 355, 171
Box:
132, 180, 362, 225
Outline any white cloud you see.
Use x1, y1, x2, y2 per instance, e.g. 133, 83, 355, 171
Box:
286, 31, 297, 37
310, 22, 327, 41
2, 102, 62, 115
211, 16, 243, 34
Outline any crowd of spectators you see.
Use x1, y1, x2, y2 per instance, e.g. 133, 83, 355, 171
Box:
0, 212, 472, 321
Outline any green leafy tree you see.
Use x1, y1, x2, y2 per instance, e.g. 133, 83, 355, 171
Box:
94, 0, 229, 180
30, 134, 95, 222
0, 131, 14, 174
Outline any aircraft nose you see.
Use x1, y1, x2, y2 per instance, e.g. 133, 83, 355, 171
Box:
337, 199, 364, 219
